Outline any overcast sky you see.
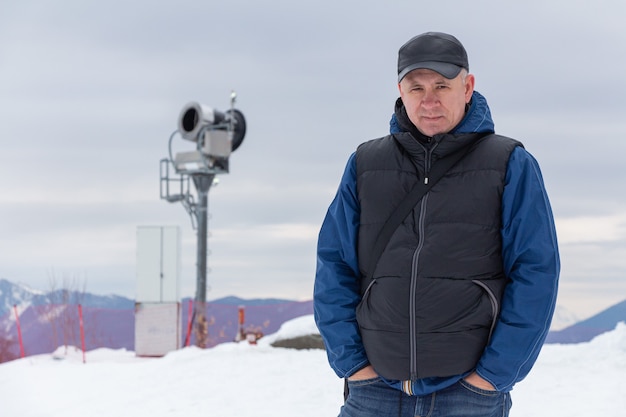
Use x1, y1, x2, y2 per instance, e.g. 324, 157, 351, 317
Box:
1, 0, 625, 319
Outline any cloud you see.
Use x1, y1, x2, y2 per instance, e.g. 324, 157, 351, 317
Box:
1, 0, 625, 319
556, 213, 626, 245
555, 212, 626, 317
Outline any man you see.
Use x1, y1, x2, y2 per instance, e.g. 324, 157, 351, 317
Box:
313, 32, 560, 417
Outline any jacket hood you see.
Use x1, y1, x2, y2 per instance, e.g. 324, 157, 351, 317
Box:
389, 91, 495, 136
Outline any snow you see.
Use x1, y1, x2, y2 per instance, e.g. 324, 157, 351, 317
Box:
1, 316, 625, 417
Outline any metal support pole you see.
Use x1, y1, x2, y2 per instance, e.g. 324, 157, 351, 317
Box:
161, 96, 245, 349
191, 173, 215, 348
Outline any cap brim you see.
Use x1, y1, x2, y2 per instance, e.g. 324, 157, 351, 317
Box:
398, 61, 462, 82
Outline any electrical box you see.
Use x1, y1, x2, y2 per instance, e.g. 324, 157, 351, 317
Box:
135, 226, 181, 356
134, 302, 180, 357
136, 226, 180, 303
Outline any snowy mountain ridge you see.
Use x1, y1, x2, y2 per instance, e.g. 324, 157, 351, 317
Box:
550, 304, 580, 330
1, 278, 625, 356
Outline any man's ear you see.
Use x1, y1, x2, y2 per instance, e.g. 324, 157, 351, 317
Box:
465, 74, 475, 102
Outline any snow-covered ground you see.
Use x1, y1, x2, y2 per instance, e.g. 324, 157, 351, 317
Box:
1, 316, 625, 417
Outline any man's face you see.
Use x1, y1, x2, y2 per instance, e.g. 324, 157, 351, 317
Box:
398, 69, 474, 137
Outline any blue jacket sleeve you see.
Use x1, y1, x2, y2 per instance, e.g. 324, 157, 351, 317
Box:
313, 153, 369, 378
475, 146, 560, 391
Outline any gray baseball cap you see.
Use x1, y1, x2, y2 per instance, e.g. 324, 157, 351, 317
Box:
397, 32, 469, 82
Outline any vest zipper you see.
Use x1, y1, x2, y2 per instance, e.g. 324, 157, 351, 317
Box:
422, 141, 434, 184
408, 143, 437, 381
409, 194, 428, 380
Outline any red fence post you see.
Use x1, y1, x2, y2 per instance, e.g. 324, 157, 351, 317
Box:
184, 299, 193, 347
13, 305, 25, 358
235, 305, 245, 342
78, 304, 86, 363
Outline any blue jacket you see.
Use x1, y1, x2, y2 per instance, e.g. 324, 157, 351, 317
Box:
313, 91, 560, 394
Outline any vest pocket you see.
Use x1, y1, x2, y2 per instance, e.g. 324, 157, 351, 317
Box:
356, 275, 413, 380
356, 275, 409, 333
471, 280, 499, 341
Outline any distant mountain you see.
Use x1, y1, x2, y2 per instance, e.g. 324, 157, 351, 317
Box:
550, 305, 580, 331
0, 278, 133, 319
0, 278, 313, 363
4, 278, 623, 360
545, 299, 626, 344
209, 295, 295, 306
0, 278, 47, 319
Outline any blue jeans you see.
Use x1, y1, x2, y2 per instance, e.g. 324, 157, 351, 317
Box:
339, 377, 511, 417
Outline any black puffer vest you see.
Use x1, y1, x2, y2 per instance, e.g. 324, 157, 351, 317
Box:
355, 131, 521, 381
